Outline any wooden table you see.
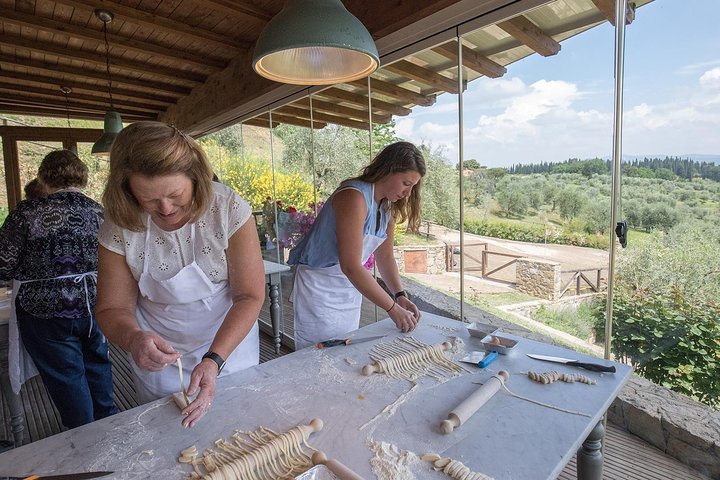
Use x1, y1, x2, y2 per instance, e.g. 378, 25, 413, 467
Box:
262, 260, 290, 354
0, 313, 631, 479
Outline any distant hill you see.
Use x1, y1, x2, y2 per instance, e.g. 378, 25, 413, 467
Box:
621, 154, 720, 164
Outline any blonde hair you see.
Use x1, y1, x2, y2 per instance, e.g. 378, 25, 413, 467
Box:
38, 150, 88, 189
103, 121, 214, 231
355, 141, 426, 231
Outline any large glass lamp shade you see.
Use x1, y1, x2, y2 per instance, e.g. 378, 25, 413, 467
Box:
91, 111, 123, 156
252, 0, 379, 85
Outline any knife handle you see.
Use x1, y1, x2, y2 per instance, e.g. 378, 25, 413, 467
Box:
566, 361, 616, 373
316, 339, 349, 349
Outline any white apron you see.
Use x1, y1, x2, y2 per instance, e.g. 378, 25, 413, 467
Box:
292, 189, 387, 350
9, 272, 98, 394
132, 220, 259, 404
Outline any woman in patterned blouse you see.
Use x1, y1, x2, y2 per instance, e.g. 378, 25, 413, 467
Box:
0, 150, 118, 429
96, 122, 265, 428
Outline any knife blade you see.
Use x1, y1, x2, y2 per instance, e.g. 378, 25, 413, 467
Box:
527, 353, 616, 373
316, 335, 383, 349
2, 471, 113, 480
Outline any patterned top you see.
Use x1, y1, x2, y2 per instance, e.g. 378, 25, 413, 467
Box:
98, 182, 251, 282
0, 191, 104, 319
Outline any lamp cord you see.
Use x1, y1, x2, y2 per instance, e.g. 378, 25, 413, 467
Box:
63, 90, 71, 128
102, 20, 115, 110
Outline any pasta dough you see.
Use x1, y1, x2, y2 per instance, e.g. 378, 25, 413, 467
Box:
362, 337, 463, 382
422, 453, 494, 480
527, 370, 596, 385
178, 419, 323, 480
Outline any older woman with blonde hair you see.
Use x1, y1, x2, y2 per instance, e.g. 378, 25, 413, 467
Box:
0, 149, 118, 429
96, 121, 265, 428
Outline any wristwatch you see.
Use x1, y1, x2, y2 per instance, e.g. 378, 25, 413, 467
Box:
202, 351, 226, 375
394, 290, 408, 300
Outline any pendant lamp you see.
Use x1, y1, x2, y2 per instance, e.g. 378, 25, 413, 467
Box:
92, 9, 123, 156
252, 0, 379, 85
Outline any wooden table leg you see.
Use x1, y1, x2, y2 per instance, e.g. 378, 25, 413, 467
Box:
267, 274, 282, 354
0, 325, 25, 447
577, 420, 605, 480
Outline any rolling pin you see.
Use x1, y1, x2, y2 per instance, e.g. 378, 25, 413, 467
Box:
439, 370, 509, 434
311, 451, 366, 480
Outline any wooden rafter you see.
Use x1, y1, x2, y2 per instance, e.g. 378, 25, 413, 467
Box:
0, 70, 178, 105
275, 105, 372, 131
315, 88, 412, 117
301, 98, 389, 124
0, 7, 226, 70
590, 0, 636, 27
383, 59, 460, 94
0, 103, 148, 122
54, 0, 249, 51
1, 93, 155, 118
0, 54, 193, 95
201, 0, 273, 22
348, 78, 436, 107
432, 43, 506, 78
0, 82, 162, 113
497, 15, 561, 57
0, 35, 206, 84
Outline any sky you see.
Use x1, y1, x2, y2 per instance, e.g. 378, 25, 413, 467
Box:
394, 0, 720, 168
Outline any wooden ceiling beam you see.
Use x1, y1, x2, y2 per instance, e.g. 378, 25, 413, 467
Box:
0, 103, 150, 122
316, 88, 411, 117
497, 15, 561, 57
348, 78, 435, 107
0, 81, 163, 113
0, 54, 192, 95
0, 69, 177, 105
0, 126, 103, 142
55, 0, 248, 51
0, 7, 226, 70
201, 0, 273, 22
432, 43, 506, 78
590, 0, 636, 27
383, 59, 460, 94
0, 35, 205, 84
300, 98, 390, 124
242, 116, 278, 129
276, 105, 373, 131
1, 92, 158, 118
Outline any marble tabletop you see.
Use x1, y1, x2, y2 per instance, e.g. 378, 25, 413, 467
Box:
0, 312, 632, 479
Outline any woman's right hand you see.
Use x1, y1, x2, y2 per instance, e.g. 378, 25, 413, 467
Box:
388, 302, 419, 333
127, 330, 180, 372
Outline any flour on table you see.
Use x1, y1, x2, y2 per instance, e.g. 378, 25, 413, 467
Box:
429, 323, 460, 335
343, 357, 357, 366
368, 438, 420, 480
359, 383, 419, 431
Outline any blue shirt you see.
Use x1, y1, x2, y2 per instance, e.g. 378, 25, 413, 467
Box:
289, 180, 390, 268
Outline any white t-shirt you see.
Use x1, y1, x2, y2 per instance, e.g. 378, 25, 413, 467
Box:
98, 182, 252, 282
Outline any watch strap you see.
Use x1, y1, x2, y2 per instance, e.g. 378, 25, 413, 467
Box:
202, 351, 226, 375
394, 290, 408, 300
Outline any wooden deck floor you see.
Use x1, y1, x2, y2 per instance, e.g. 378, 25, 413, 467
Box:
0, 276, 710, 479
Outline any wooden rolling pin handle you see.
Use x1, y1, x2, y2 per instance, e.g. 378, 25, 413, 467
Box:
297, 418, 324, 439
361, 362, 382, 375
441, 341, 452, 350
312, 451, 366, 480
440, 370, 509, 435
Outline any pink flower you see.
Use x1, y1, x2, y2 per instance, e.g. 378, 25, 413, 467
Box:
363, 253, 375, 270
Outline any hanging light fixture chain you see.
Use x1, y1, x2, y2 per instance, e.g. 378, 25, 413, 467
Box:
102, 20, 115, 110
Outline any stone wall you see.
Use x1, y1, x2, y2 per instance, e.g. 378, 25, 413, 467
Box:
516, 258, 561, 300
393, 245, 446, 274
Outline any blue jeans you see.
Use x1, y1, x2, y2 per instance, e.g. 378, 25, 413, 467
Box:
16, 304, 119, 429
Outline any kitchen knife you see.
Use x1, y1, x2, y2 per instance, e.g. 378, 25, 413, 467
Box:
2, 471, 113, 480
316, 335, 383, 349
527, 353, 616, 373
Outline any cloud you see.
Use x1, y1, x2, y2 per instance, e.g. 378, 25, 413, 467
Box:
699, 67, 720, 88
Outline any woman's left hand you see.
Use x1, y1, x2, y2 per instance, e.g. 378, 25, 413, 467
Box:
180, 359, 219, 428
397, 296, 421, 321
